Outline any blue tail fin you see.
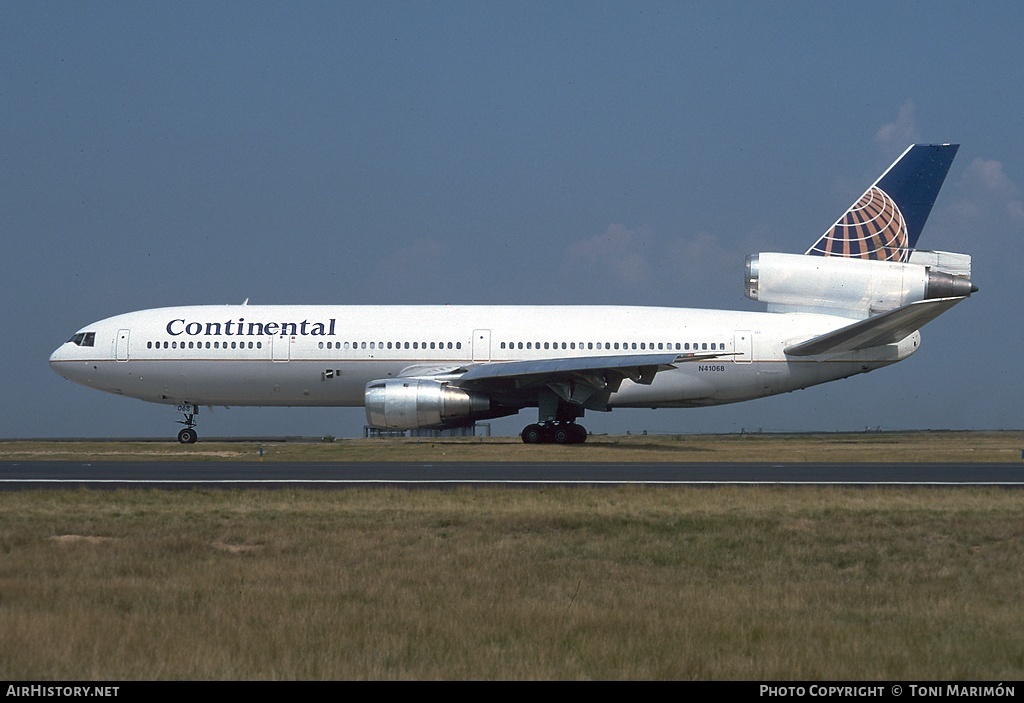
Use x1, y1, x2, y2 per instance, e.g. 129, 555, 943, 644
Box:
806, 143, 959, 261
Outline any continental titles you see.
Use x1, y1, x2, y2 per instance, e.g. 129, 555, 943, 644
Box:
166, 318, 337, 337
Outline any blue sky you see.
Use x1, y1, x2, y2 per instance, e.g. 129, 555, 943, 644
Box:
3, 1, 1022, 438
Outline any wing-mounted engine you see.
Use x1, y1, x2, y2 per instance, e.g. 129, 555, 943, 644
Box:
364, 378, 496, 430
745, 251, 974, 318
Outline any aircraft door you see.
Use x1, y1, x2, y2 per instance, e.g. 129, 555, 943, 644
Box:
472, 329, 491, 361
116, 329, 130, 362
272, 334, 292, 362
733, 330, 752, 363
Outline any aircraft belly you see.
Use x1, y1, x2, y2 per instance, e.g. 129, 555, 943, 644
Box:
783, 359, 894, 390
609, 368, 717, 407
87, 359, 390, 407
606, 358, 897, 409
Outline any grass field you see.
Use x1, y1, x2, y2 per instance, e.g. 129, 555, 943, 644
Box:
1, 486, 1022, 680
2, 432, 1022, 680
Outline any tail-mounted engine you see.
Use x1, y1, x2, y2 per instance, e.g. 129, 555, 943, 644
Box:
365, 379, 492, 430
745, 251, 974, 318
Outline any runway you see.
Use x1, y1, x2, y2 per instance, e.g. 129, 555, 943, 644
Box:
1, 461, 1023, 488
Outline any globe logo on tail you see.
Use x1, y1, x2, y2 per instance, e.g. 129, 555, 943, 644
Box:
808, 186, 909, 262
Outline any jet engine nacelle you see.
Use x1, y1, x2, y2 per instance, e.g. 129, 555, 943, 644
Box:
744, 252, 974, 317
364, 378, 492, 430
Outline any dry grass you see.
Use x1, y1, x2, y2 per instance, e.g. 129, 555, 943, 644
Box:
2, 430, 1022, 463
1, 487, 1022, 679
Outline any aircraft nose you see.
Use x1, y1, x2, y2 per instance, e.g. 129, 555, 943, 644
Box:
49, 344, 71, 376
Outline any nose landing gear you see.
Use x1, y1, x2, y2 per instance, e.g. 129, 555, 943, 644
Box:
175, 405, 199, 444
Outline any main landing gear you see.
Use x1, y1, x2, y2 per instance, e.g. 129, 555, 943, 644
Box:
521, 422, 588, 444
175, 405, 199, 444
522, 390, 589, 444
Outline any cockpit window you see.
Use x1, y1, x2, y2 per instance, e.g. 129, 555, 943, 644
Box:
67, 332, 96, 347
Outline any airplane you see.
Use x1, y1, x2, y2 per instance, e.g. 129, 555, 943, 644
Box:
50, 143, 976, 444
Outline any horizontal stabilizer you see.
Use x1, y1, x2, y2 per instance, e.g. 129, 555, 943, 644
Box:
784, 297, 966, 357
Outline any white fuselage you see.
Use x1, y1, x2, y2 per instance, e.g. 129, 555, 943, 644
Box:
49, 304, 919, 412
47, 145, 967, 442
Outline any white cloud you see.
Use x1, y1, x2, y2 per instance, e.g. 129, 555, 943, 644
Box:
563, 223, 749, 306
961, 157, 1024, 223
964, 157, 1018, 195
565, 224, 657, 291
874, 101, 920, 153
664, 230, 729, 270
929, 154, 1024, 254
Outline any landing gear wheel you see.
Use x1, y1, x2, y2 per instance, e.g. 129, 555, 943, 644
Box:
521, 424, 543, 444
175, 404, 199, 444
571, 424, 588, 444
522, 422, 587, 444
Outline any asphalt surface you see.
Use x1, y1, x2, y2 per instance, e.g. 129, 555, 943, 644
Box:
2, 461, 1023, 489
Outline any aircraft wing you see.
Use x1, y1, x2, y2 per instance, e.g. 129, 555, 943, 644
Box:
451, 350, 735, 396
784, 296, 967, 357
396, 363, 471, 378
458, 352, 679, 388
